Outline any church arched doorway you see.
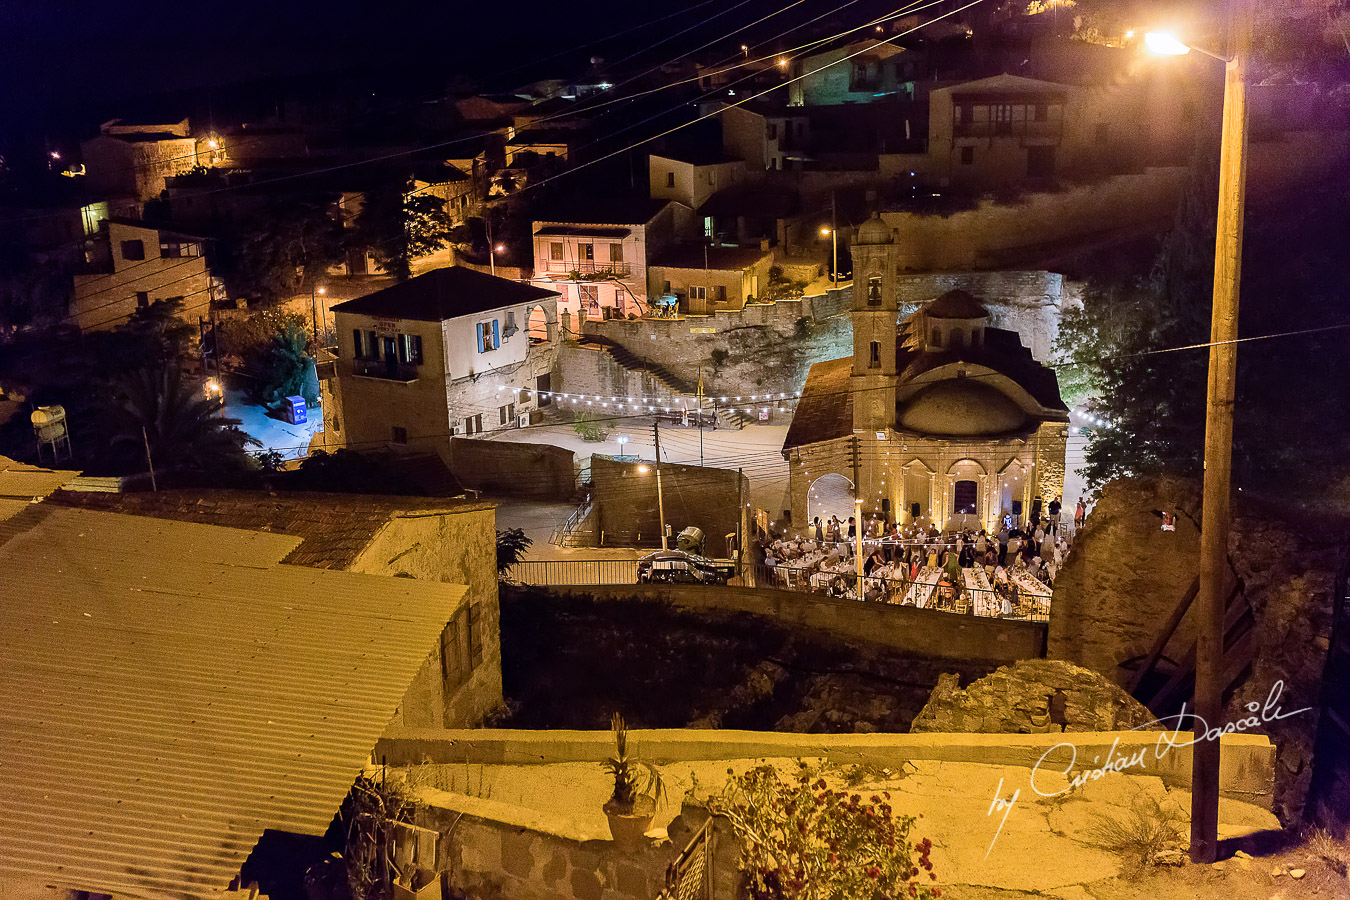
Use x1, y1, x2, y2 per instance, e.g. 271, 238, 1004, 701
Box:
807, 473, 855, 533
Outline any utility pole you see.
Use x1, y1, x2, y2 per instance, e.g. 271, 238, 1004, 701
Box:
142, 426, 158, 492
1192, 0, 1252, 866
697, 366, 705, 466
831, 191, 838, 285
653, 421, 668, 550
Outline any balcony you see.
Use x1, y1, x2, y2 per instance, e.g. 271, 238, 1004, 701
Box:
954, 119, 1062, 142
544, 260, 633, 278
352, 358, 420, 382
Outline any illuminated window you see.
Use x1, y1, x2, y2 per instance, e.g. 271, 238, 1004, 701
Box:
397, 333, 422, 365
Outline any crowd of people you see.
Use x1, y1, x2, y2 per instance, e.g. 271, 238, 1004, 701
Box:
753, 506, 1078, 620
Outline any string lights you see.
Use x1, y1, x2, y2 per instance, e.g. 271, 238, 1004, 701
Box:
493, 383, 802, 417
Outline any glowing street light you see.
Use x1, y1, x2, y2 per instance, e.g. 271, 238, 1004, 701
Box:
1144, 31, 1192, 56
490, 243, 505, 276
820, 226, 837, 285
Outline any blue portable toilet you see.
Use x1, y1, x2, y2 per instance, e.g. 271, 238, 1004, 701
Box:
282, 395, 307, 425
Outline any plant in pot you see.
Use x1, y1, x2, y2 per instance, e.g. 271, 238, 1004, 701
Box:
601, 713, 666, 846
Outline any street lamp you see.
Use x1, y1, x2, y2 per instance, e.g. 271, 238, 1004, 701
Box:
310, 285, 327, 349
490, 243, 504, 277
820, 227, 837, 285
1146, 11, 1251, 865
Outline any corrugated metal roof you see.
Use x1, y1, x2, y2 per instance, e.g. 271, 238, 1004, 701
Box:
0, 507, 466, 900
0, 455, 81, 521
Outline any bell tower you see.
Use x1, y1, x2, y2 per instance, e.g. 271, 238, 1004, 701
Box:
850, 214, 899, 433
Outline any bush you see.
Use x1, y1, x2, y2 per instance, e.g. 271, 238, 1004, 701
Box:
709, 762, 942, 900
572, 410, 608, 442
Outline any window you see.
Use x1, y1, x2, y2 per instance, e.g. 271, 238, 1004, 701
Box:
468, 603, 483, 668
953, 480, 978, 515
476, 319, 499, 353
960, 146, 974, 165
690, 286, 707, 301
954, 105, 965, 125
663, 280, 672, 294
666, 171, 675, 187
519, 388, 530, 405
398, 333, 423, 365
1094, 123, 1110, 144
868, 340, 881, 369
931, 326, 942, 347
135, 291, 149, 309
1033, 104, 1048, 122
608, 242, 624, 264
867, 275, 883, 306
440, 619, 462, 688
579, 284, 599, 307
391, 426, 408, 445
549, 242, 563, 261
499, 402, 515, 426
993, 104, 1013, 135
537, 373, 552, 406
352, 329, 365, 359
121, 239, 145, 261
464, 414, 483, 435
768, 123, 778, 140
715, 285, 726, 302
159, 241, 200, 258
579, 243, 594, 262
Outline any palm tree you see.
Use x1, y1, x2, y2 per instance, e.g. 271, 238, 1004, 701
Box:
113, 366, 259, 473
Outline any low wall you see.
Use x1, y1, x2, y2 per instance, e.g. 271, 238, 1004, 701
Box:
549, 582, 1046, 664
379, 727, 1277, 810
451, 437, 576, 500
590, 457, 746, 558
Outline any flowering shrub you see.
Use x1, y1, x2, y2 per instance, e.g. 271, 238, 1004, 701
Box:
708, 762, 940, 900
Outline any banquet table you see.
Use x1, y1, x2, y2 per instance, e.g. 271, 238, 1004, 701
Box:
904, 567, 942, 608
964, 568, 1000, 616
1010, 568, 1052, 616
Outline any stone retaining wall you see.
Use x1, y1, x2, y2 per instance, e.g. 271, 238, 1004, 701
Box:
549, 582, 1047, 664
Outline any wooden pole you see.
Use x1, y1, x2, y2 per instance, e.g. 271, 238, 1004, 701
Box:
142, 426, 158, 492
1191, 0, 1251, 865
654, 421, 668, 550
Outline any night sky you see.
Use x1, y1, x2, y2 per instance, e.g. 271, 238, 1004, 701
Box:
0, 0, 851, 134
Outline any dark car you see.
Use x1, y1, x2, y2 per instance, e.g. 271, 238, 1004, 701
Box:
637, 549, 735, 585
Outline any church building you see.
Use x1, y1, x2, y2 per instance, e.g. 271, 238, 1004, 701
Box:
781, 214, 1069, 532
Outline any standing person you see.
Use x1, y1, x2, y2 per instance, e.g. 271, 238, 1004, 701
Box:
975, 530, 988, 555
813, 516, 824, 543
829, 516, 841, 544
1074, 498, 1086, 531
1048, 496, 1062, 535
1007, 531, 1021, 564
846, 516, 857, 541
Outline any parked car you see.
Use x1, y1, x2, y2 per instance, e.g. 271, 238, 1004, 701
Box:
637, 549, 735, 585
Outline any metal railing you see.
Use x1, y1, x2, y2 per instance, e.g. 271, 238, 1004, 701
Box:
658, 818, 712, 900
509, 558, 641, 585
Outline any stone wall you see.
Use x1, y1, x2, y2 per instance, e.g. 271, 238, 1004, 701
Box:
590, 456, 747, 557
896, 270, 1067, 362
1047, 475, 1350, 823
416, 792, 738, 900
352, 504, 503, 728
451, 436, 576, 500
549, 583, 1047, 664
911, 659, 1155, 734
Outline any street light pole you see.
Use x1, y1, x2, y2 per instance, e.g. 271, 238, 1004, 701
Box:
1180, 2, 1252, 865
653, 421, 668, 550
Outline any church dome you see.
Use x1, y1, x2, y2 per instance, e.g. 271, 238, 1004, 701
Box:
855, 214, 892, 245
925, 290, 988, 320
899, 379, 1028, 436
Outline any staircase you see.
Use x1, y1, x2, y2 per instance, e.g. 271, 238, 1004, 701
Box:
572, 334, 752, 430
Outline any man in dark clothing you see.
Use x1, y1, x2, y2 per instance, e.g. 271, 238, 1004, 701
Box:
1048, 497, 1062, 535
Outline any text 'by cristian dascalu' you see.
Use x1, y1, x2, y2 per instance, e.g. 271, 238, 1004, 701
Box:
982, 679, 1310, 859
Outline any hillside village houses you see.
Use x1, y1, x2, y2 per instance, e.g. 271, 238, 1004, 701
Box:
330, 266, 560, 461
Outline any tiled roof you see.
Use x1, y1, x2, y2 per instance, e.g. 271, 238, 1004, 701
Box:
782, 357, 855, 452
652, 243, 772, 271
331, 267, 560, 323
50, 489, 494, 570
0, 506, 465, 900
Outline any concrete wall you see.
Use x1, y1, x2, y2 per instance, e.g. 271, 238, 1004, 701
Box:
590, 456, 746, 556
881, 167, 1190, 271
550, 582, 1046, 664
380, 727, 1276, 810
351, 504, 503, 728
451, 436, 576, 500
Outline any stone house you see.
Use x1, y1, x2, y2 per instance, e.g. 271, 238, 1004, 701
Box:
53, 487, 504, 729
80, 117, 204, 203
330, 266, 560, 460
782, 215, 1068, 531
531, 197, 688, 324
787, 39, 912, 106
648, 150, 747, 214
70, 217, 219, 331
718, 101, 812, 172
649, 243, 775, 315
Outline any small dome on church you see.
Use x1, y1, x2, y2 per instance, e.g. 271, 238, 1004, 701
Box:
899, 379, 1028, 436
925, 290, 988, 320
855, 214, 892, 245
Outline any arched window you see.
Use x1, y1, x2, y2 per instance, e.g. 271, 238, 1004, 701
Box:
867, 275, 883, 306
953, 480, 978, 515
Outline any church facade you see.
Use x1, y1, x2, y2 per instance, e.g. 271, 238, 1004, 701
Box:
781, 215, 1069, 532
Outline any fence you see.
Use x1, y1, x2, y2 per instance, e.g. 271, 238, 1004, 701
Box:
507, 557, 1051, 622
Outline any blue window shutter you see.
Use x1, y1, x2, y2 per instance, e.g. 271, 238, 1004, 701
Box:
476, 322, 484, 353
492, 319, 500, 349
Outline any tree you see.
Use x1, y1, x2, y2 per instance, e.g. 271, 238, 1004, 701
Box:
255, 319, 318, 408
216, 193, 343, 305
496, 527, 533, 575
353, 178, 453, 281
111, 365, 258, 473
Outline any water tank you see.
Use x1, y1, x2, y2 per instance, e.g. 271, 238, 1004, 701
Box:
31, 405, 68, 442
